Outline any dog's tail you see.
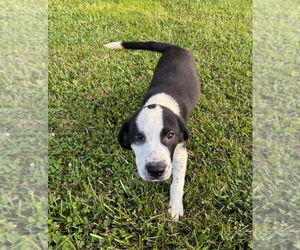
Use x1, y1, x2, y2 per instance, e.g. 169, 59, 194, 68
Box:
103, 41, 179, 53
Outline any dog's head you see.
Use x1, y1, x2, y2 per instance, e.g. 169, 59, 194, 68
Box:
118, 104, 188, 181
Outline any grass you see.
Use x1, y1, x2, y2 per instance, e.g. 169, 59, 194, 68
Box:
49, 0, 252, 248
253, 0, 300, 248
0, 0, 47, 248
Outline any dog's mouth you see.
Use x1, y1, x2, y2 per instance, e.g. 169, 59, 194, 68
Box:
143, 175, 170, 182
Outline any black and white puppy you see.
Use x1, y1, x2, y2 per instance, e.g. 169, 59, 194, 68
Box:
104, 41, 200, 220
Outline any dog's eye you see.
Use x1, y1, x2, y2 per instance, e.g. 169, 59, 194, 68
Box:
167, 132, 175, 140
135, 133, 145, 142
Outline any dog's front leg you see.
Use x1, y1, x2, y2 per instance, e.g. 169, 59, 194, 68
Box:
169, 143, 188, 220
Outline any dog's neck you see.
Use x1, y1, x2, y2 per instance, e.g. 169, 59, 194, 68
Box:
144, 93, 180, 116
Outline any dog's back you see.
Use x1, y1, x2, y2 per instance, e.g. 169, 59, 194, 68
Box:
104, 41, 200, 121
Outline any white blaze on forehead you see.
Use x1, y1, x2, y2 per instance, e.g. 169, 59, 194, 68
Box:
145, 93, 180, 116
136, 105, 164, 140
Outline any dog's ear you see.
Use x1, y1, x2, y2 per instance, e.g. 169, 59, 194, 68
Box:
177, 116, 189, 142
118, 119, 132, 150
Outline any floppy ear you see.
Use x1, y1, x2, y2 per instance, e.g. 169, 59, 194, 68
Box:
177, 116, 189, 142
118, 120, 132, 150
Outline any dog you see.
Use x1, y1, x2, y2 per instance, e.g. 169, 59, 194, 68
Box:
104, 41, 200, 220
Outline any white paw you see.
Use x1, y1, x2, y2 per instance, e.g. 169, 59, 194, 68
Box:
168, 201, 184, 221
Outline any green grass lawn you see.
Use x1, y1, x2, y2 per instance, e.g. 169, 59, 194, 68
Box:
49, 0, 252, 248
0, 1, 47, 248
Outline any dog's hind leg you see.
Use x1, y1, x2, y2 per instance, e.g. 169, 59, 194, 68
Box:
169, 143, 188, 220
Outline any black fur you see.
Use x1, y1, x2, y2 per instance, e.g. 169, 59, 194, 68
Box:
121, 41, 200, 122
118, 119, 131, 150
160, 106, 188, 159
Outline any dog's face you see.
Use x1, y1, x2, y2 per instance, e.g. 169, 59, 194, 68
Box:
118, 104, 188, 181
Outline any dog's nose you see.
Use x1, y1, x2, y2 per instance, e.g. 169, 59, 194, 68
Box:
146, 162, 166, 177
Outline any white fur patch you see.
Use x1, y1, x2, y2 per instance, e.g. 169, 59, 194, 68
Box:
169, 143, 187, 220
131, 105, 172, 181
103, 41, 123, 50
145, 93, 180, 116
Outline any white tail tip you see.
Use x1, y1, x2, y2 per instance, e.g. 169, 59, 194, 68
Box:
103, 41, 123, 49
